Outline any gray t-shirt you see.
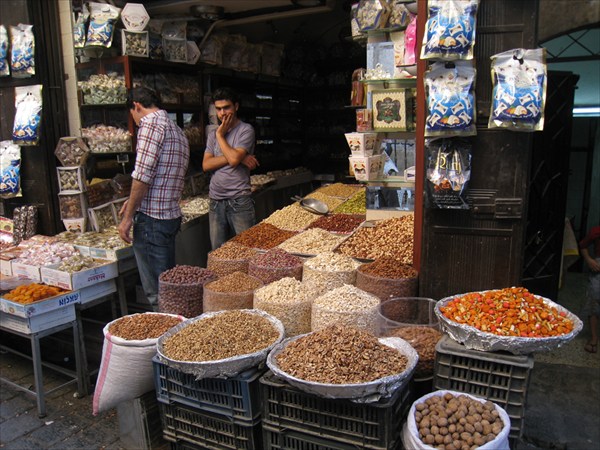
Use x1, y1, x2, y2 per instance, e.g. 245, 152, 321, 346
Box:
205, 120, 255, 200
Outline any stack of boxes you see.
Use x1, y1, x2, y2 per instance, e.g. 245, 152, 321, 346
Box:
55, 137, 90, 233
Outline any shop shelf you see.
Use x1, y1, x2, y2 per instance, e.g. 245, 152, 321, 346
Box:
159, 401, 262, 450
260, 371, 411, 449
152, 356, 263, 421
433, 335, 534, 440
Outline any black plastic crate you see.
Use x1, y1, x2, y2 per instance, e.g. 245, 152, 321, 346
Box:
263, 422, 402, 450
433, 335, 534, 440
159, 401, 262, 450
152, 355, 263, 421
260, 371, 411, 449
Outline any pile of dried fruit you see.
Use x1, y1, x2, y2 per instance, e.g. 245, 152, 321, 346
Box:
275, 324, 408, 384
440, 287, 575, 337
3, 283, 68, 304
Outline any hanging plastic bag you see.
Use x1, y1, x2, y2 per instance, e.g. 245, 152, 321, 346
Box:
0, 25, 9, 77
86, 2, 121, 48
0, 141, 21, 198
403, 13, 418, 65
488, 48, 547, 132
421, 0, 479, 61
73, 5, 89, 49
10, 24, 35, 78
425, 61, 476, 137
13, 84, 43, 146
425, 138, 471, 209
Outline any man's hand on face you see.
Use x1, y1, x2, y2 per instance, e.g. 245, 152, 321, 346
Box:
217, 113, 233, 136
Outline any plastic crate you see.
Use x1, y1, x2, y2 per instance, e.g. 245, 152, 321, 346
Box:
260, 371, 411, 449
262, 422, 402, 450
159, 402, 262, 450
117, 390, 165, 449
152, 355, 263, 421
433, 335, 534, 440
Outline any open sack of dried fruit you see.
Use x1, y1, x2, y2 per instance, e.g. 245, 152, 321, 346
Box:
93, 312, 185, 415
402, 390, 511, 450
266, 324, 418, 400
156, 309, 284, 379
435, 287, 583, 354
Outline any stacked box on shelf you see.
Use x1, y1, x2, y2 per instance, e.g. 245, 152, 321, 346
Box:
260, 371, 411, 450
152, 356, 264, 449
433, 335, 534, 441
0, 290, 80, 333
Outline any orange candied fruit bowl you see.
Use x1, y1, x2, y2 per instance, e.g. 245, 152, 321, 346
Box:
439, 287, 575, 338
3, 283, 69, 305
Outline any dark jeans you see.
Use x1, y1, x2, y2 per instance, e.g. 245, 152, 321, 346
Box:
209, 195, 255, 249
132, 212, 181, 308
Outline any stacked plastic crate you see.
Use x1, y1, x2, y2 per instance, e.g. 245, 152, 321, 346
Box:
433, 335, 534, 443
260, 371, 413, 450
152, 356, 264, 449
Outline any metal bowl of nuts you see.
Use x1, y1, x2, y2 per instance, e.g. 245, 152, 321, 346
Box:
157, 309, 285, 379
267, 325, 418, 400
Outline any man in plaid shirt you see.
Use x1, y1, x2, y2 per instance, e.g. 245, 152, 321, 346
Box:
118, 87, 189, 309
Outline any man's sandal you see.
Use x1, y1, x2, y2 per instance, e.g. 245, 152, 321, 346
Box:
584, 342, 598, 353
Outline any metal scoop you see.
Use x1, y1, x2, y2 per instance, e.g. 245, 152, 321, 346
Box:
291, 196, 329, 215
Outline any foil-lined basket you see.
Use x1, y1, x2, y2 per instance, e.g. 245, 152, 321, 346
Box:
157, 309, 285, 379
434, 291, 583, 355
266, 334, 418, 402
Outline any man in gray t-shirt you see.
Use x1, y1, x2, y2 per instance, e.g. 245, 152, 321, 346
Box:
203, 87, 258, 249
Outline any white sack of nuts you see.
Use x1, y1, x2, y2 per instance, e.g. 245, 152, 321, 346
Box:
402, 390, 511, 450
92, 312, 184, 415
266, 324, 418, 400
157, 309, 284, 379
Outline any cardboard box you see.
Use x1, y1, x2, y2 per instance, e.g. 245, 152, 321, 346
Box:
0, 305, 76, 334
89, 245, 134, 261
372, 88, 415, 131
344, 132, 381, 156
57, 166, 86, 194
59, 192, 88, 220
79, 279, 117, 305
121, 3, 150, 31
63, 218, 87, 233
88, 202, 117, 232
122, 30, 149, 57
0, 290, 80, 318
41, 260, 118, 290
349, 155, 385, 181
11, 261, 42, 282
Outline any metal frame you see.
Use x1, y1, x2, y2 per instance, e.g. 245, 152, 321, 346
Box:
0, 321, 86, 418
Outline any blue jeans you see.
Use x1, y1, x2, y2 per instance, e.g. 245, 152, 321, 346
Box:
209, 196, 255, 249
132, 212, 181, 309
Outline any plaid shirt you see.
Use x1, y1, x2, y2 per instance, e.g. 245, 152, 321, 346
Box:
132, 110, 189, 219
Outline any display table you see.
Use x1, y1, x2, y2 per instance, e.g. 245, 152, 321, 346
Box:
0, 320, 86, 417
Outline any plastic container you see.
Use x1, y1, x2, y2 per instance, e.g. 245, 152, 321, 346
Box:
356, 266, 418, 302
159, 402, 262, 450
158, 272, 216, 318
152, 355, 263, 421
377, 297, 441, 381
260, 370, 412, 450
433, 335, 534, 441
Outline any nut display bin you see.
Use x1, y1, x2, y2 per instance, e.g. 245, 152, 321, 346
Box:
153, 356, 263, 421
260, 370, 411, 449
433, 335, 534, 441
377, 297, 442, 381
356, 268, 418, 302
